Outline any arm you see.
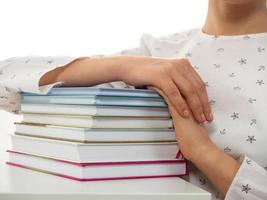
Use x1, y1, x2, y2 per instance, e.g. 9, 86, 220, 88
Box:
190, 139, 240, 195
150, 86, 239, 195
152, 87, 267, 199
173, 111, 267, 200
0, 54, 211, 122
181, 120, 267, 200
39, 56, 213, 123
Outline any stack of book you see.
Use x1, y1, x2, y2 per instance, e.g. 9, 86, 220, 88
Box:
7, 87, 187, 181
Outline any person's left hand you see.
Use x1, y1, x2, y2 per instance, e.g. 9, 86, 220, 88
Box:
149, 86, 240, 196
149, 86, 215, 161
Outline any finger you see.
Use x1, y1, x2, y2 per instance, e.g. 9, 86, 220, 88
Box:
156, 81, 190, 118
172, 59, 213, 122
171, 72, 206, 123
185, 67, 213, 122
148, 86, 176, 110
148, 86, 187, 130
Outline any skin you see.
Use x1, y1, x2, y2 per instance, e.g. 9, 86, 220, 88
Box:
171, 0, 267, 196
39, 0, 267, 197
204, 0, 267, 35
40, 57, 213, 124
150, 86, 240, 196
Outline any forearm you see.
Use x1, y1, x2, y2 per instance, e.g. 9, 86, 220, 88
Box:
40, 56, 127, 87
40, 57, 214, 124
190, 141, 240, 196
165, 100, 240, 197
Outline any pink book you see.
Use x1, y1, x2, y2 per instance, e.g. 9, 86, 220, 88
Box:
7, 150, 188, 181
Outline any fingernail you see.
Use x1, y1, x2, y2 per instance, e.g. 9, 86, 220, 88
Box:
199, 121, 208, 126
200, 113, 206, 122
183, 110, 189, 117
209, 112, 213, 121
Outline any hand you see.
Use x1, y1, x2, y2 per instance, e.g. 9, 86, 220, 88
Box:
149, 86, 213, 160
150, 87, 240, 196
119, 56, 213, 123
43, 55, 213, 123
170, 102, 240, 196
169, 103, 213, 161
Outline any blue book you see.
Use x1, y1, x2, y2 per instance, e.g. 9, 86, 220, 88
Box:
21, 87, 167, 107
21, 87, 162, 98
21, 95, 167, 107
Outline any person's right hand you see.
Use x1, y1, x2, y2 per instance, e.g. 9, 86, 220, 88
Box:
118, 56, 213, 123
42, 55, 213, 123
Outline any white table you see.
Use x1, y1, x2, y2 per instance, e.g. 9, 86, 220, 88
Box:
0, 164, 211, 200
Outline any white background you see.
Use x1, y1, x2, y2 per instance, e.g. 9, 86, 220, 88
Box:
0, 0, 208, 164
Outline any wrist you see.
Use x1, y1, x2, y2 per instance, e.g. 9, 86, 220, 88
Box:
189, 140, 220, 164
114, 55, 145, 82
114, 56, 130, 81
86, 56, 127, 82
188, 139, 240, 195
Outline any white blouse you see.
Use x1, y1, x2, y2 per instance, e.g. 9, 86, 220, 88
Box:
0, 28, 267, 200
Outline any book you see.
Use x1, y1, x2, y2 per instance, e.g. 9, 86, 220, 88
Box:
15, 122, 176, 143
21, 103, 170, 117
7, 150, 187, 181
21, 113, 173, 129
9, 86, 186, 182
21, 95, 167, 107
11, 135, 179, 163
21, 87, 161, 98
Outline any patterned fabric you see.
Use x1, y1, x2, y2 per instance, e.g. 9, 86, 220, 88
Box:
140, 29, 267, 200
0, 56, 75, 113
0, 28, 267, 199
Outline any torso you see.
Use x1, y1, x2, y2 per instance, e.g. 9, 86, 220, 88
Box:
141, 29, 267, 199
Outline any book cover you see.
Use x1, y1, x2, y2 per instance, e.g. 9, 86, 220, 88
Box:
21, 95, 167, 107
15, 122, 176, 143
21, 87, 162, 98
21, 113, 173, 129
7, 150, 188, 181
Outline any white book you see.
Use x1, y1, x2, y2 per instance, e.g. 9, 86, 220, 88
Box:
21, 95, 167, 107
22, 113, 173, 129
21, 103, 170, 117
11, 135, 179, 163
7, 151, 187, 181
15, 123, 176, 143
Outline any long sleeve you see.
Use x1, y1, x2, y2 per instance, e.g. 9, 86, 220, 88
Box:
225, 155, 267, 200
0, 56, 76, 114
0, 35, 151, 114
